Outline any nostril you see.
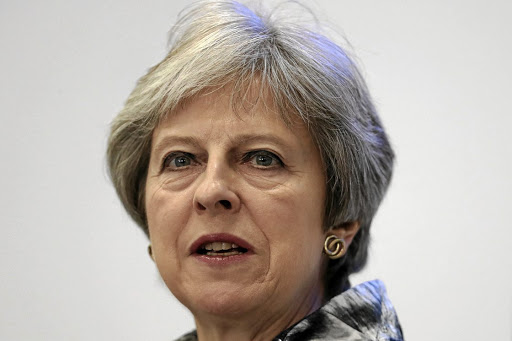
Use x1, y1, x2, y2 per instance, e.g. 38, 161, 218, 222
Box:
196, 202, 207, 211
219, 200, 232, 209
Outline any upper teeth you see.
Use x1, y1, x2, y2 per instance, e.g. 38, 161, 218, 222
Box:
203, 242, 240, 251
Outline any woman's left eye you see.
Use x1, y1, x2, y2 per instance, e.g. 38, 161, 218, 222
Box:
243, 150, 283, 168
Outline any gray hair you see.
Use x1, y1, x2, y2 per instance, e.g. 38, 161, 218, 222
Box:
107, 0, 394, 299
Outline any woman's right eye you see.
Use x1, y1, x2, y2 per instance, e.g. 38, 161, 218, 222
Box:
162, 152, 196, 171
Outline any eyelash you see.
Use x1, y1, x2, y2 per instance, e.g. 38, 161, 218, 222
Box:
242, 150, 284, 168
161, 152, 196, 171
160, 150, 284, 172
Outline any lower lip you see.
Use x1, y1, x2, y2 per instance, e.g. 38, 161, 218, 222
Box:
192, 252, 253, 266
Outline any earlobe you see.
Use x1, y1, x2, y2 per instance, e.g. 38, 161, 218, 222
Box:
324, 235, 347, 259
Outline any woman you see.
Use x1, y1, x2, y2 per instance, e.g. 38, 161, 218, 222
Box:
107, 1, 403, 340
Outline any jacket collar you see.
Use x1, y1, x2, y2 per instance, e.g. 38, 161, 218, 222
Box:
274, 280, 403, 340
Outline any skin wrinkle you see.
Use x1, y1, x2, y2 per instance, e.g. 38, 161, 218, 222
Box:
150, 126, 303, 191
153, 135, 291, 166
200, 245, 324, 341
145, 87, 328, 340
195, 275, 324, 341
246, 242, 325, 341
159, 157, 284, 191
256, 291, 320, 341
152, 136, 204, 166
259, 236, 325, 307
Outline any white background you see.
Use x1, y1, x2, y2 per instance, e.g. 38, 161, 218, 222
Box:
1, 0, 511, 340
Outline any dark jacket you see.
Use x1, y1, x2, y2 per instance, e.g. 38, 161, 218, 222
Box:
175, 280, 404, 341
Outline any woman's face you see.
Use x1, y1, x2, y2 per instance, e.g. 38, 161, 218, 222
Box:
145, 89, 327, 321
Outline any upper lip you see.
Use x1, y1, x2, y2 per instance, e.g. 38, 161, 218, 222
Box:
189, 233, 253, 254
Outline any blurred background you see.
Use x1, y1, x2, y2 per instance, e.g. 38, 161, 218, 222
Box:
1, 0, 511, 340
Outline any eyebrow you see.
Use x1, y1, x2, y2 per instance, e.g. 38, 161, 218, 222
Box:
152, 133, 294, 158
152, 136, 203, 159
228, 134, 293, 151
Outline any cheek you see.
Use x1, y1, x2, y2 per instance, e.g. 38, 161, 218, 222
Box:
261, 170, 326, 276
146, 184, 191, 257
252, 187, 325, 267
146, 186, 194, 293
262, 201, 325, 297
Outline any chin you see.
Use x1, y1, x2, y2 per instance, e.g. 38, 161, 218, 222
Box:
178, 281, 261, 317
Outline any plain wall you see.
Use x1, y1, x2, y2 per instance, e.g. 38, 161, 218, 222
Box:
1, 0, 511, 340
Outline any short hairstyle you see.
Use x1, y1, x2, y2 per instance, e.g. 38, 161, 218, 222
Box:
107, 0, 394, 299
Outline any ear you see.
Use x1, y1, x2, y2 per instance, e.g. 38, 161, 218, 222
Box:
328, 221, 361, 248
148, 244, 155, 262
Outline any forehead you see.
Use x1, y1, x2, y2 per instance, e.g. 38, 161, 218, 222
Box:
153, 86, 310, 144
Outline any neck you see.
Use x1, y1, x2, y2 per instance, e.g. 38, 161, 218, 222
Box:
193, 289, 324, 341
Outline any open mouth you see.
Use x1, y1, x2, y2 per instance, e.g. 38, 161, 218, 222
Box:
196, 242, 249, 257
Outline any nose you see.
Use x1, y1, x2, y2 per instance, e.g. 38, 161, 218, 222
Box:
193, 159, 241, 214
